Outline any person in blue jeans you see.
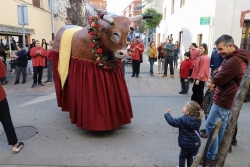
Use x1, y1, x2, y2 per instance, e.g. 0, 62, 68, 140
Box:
146, 41, 157, 76
164, 101, 202, 167
203, 35, 250, 166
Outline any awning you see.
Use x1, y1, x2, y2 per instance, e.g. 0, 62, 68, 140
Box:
0, 24, 35, 34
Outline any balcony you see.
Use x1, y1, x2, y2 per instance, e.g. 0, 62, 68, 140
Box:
134, 6, 142, 11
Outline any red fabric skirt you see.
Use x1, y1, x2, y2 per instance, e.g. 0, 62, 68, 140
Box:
51, 51, 133, 131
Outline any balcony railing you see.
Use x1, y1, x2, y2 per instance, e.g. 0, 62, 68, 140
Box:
142, 0, 147, 7
134, 6, 142, 10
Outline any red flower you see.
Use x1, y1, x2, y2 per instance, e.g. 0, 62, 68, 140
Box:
90, 32, 95, 36
99, 59, 103, 63
90, 43, 95, 48
97, 48, 102, 53
94, 24, 98, 28
105, 66, 110, 70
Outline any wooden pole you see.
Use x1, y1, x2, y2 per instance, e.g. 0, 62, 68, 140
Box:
191, 121, 222, 167
214, 61, 250, 166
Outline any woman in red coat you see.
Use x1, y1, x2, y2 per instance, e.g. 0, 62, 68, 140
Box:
191, 43, 210, 107
0, 61, 24, 153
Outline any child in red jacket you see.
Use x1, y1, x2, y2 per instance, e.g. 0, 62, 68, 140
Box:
179, 52, 193, 94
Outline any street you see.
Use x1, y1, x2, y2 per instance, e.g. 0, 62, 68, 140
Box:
0, 54, 250, 167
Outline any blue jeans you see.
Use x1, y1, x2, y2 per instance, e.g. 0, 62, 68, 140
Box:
205, 103, 231, 160
149, 57, 154, 73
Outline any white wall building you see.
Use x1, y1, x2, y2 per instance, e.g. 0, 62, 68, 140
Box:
157, 0, 250, 61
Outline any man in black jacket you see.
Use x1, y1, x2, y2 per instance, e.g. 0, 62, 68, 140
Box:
12, 43, 28, 84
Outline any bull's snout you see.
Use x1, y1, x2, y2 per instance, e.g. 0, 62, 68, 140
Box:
114, 50, 127, 59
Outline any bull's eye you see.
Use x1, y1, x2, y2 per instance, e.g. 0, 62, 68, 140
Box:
113, 33, 120, 37
111, 32, 121, 44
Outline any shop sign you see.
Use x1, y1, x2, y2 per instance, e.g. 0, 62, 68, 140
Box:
200, 16, 210, 25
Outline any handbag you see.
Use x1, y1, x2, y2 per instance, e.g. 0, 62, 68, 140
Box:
140, 54, 143, 63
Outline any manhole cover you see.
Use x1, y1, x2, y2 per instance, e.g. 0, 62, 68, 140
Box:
0, 126, 37, 142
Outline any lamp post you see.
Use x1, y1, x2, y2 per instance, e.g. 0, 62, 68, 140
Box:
50, 0, 55, 40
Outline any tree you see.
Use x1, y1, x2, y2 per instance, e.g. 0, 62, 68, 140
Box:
65, 0, 89, 26
52, 0, 71, 20
141, 8, 162, 45
141, 8, 163, 30
136, 21, 146, 34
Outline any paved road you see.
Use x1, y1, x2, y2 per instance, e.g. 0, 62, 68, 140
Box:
0, 54, 250, 167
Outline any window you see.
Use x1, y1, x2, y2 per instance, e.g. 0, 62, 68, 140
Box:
48, 0, 51, 9
100, 3, 103, 9
33, 0, 40, 8
180, 0, 185, 8
164, 7, 166, 21
171, 0, 174, 15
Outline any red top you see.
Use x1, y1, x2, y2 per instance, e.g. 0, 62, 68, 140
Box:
30, 47, 47, 66
190, 49, 198, 67
191, 54, 210, 82
130, 42, 144, 61
180, 59, 193, 78
0, 61, 6, 102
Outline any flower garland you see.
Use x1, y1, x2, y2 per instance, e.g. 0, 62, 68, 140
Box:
88, 15, 121, 70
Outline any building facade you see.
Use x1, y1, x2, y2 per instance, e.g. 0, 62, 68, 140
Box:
88, 0, 107, 13
0, 0, 99, 60
122, 0, 142, 30
157, 0, 250, 61
0, 0, 65, 58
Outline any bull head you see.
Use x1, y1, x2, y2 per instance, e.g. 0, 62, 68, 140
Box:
99, 14, 152, 59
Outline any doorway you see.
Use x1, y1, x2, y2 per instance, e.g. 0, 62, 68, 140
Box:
197, 34, 203, 46
240, 21, 250, 52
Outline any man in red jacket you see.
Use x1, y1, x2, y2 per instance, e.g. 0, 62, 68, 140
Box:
203, 35, 250, 166
130, 36, 144, 78
30, 40, 47, 88
0, 61, 24, 153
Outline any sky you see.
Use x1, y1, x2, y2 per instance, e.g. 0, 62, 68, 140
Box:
106, 0, 133, 15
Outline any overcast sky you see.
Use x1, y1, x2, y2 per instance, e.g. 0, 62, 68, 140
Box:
106, 0, 133, 15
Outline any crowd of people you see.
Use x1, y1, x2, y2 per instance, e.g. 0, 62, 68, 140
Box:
163, 34, 250, 167
0, 39, 54, 87
1, 33, 250, 167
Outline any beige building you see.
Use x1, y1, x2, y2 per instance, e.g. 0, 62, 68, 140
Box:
0, 0, 65, 58
0, 0, 100, 59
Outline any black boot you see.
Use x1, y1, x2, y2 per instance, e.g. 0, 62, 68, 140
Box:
14, 80, 19, 85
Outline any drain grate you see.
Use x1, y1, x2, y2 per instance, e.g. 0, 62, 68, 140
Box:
0, 126, 37, 142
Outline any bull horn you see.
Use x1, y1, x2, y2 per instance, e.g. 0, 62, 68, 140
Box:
129, 15, 153, 22
100, 14, 114, 24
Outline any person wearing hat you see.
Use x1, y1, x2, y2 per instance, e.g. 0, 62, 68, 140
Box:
130, 36, 144, 78
128, 27, 135, 41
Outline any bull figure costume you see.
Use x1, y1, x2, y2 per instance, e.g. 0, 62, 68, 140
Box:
51, 14, 152, 131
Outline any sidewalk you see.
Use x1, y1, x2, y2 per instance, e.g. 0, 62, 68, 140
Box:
125, 53, 188, 96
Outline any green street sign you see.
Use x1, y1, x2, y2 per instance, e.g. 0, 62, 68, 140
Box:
200, 17, 210, 25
